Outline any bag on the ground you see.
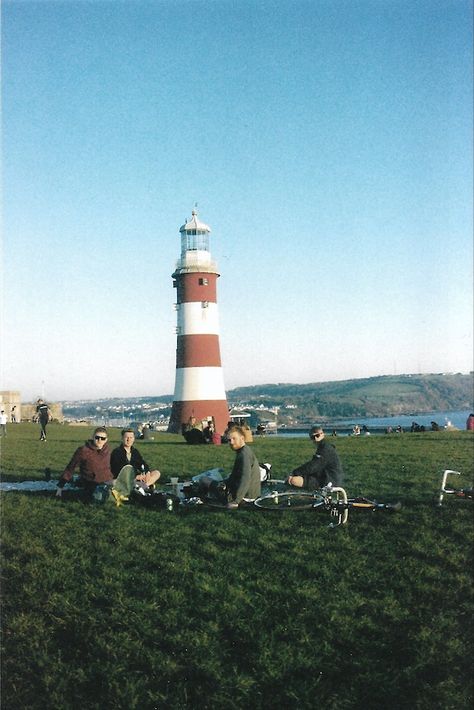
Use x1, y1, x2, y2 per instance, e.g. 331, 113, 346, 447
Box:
259, 463, 272, 482
191, 468, 224, 484
92, 484, 111, 504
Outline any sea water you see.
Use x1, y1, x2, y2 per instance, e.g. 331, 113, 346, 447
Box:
278, 409, 472, 437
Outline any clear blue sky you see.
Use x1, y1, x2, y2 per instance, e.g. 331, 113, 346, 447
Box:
2, 0, 473, 402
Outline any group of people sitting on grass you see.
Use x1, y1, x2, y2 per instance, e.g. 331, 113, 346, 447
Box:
56, 424, 344, 509
55, 427, 162, 505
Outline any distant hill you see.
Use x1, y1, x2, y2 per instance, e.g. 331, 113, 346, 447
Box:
228, 373, 473, 423
59, 373, 473, 425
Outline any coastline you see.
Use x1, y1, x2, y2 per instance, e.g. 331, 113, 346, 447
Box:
275, 409, 472, 437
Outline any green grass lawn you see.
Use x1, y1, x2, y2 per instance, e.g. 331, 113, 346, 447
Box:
1, 424, 473, 709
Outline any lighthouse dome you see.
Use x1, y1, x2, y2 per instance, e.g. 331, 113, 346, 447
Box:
180, 210, 211, 234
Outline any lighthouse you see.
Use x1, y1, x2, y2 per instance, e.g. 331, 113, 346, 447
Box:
168, 210, 229, 435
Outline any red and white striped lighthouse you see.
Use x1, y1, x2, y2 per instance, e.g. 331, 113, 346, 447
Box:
168, 210, 229, 435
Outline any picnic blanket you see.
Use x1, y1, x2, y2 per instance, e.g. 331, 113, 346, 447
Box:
0, 480, 61, 492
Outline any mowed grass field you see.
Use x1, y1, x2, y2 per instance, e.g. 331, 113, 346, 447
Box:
1, 423, 473, 710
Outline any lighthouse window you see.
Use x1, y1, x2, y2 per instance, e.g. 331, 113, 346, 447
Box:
199, 278, 209, 286
183, 233, 209, 252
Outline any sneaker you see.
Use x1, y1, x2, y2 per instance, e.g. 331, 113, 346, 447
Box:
134, 484, 148, 497
181, 496, 204, 506
111, 489, 129, 507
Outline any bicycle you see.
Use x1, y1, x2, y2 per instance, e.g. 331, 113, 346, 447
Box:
129, 474, 401, 524
254, 481, 401, 527
438, 469, 474, 506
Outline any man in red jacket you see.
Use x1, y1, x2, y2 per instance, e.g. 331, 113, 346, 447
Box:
56, 426, 113, 499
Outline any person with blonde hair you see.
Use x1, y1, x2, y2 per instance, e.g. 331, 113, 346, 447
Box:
224, 426, 261, 508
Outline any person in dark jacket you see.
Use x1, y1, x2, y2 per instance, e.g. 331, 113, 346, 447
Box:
182, 416, 205, 444
35, 398, 51, 441
288, 426, 343, 490
110, 429, 161, 487
225, 426, 261, 507
56, 426, 113, 498
108, 428, 161, 504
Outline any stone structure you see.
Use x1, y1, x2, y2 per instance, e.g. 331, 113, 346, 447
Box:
0, 391, 22, 422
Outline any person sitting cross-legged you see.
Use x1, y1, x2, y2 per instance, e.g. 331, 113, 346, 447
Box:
110, 428, 161, 504
287, 426, 344, 490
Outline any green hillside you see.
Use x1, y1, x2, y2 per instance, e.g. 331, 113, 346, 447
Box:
228, 373, 473, 422
58, 373, 473, 425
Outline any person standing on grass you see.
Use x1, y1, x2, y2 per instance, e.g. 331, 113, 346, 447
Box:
56, 426, 113, 499
224, 425, 261, 508
287, 426, 344, 490
0, 410, 7, 437
35, 398, 51, 441
110, 428, 161, 492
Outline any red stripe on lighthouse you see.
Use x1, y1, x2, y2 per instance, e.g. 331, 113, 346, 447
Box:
175, 273, 218, 303
176, 334, 222, 368
168, 400, 230, 435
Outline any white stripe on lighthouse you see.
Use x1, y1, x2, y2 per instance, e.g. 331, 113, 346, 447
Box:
173, 367, 227, 401
177, 302, 220, 335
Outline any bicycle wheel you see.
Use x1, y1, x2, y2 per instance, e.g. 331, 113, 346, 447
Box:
260, 479, 289, 496
254, 491, 325, 510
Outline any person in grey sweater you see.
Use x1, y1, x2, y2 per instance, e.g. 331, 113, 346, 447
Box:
225, 426, 261, 508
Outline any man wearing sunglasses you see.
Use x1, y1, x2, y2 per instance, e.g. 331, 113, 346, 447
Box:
56, 427, 113, 498
287, 426, 343, 490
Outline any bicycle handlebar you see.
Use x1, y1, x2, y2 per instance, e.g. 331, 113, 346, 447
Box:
439, 469, 461, 506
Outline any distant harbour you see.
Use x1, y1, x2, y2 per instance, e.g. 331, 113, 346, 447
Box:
277, 409, 473, 437
75, 409, 473, 436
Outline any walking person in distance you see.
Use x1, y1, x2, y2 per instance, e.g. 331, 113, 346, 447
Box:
35, 398, 51, 441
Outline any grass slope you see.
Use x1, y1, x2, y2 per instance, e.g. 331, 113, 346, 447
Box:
229, 373, 473, 418
1, 425, 473, 709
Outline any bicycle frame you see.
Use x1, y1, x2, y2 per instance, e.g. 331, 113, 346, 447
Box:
161, 478, 400, 524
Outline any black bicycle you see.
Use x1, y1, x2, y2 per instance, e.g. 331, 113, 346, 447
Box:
254, 481, 401, 526
133, 476, 401, 525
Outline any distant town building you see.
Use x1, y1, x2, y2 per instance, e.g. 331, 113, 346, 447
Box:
0, 391, 22, 422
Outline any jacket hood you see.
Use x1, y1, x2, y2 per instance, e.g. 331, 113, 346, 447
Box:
85, 439, 110, 455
